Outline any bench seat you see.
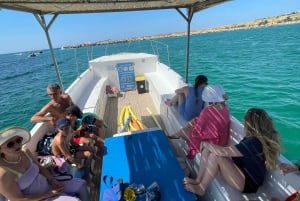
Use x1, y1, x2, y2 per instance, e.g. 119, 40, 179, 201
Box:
82, 77, 108, 117
141, 71, 296, 201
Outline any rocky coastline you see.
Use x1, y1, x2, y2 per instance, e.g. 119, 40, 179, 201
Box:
62, 11, 300, 49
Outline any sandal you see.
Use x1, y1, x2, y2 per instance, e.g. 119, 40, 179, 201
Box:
167, 134, 180, 139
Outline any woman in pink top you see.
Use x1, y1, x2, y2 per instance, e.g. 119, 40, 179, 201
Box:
168, 85, 230, 159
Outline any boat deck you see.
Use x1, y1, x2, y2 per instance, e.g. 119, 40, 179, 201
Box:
91, 90, 166, 201
103, 90, 165, 137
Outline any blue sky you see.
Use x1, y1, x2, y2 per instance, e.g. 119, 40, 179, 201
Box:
0, 0, 300, 54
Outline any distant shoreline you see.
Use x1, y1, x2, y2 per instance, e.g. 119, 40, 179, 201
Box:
62, 11, 300, 49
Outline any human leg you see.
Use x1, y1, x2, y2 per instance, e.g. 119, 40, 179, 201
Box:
183, 148, 210, 185
186, 128, 203, 159
184, 151, 245, 195
167, 123, 192, 140
217, 157, 245, 192
77, 180, 90, 201
184, 150, 219, 195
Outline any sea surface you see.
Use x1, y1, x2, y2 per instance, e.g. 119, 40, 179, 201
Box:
0, 23, 299, 162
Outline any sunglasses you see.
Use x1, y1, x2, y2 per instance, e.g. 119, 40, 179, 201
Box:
6, 137, 23, 148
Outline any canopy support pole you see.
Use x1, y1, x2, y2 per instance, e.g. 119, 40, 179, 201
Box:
176, 7, 194, 83
34, 13, 65, 92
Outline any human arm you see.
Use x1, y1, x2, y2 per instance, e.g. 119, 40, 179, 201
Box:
0, 152, 63, 201
25, 149, 64, 191
62, 93, 74, 106
56, 139, 83, 168
202, 141, 243, 157
30, 103, 56, 124
0, 170, 62, 201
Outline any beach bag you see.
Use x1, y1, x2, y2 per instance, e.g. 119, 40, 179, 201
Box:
36, 133, 55, 156
103, 175, 124, 201
37, 155, 68, 173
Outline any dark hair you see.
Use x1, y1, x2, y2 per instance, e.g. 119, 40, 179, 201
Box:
194, 75, 208, 104
66, 105, 83, 119
47, 83, 60, 90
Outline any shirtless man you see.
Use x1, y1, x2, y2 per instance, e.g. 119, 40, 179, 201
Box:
31, 83, 74, 126
51, 117, 93, 174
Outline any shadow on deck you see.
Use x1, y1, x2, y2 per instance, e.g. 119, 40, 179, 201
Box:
91, 90, 166, 201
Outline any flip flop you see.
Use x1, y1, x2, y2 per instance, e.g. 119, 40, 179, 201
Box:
167, 134, 180, 139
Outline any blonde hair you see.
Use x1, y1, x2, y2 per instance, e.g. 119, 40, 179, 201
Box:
244, 108, 281, 170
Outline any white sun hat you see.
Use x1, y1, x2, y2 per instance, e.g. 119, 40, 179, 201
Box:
0, 126, 31, 146
202, 85, 226, 103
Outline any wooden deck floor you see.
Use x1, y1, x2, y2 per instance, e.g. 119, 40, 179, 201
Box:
91, 90, 165, 201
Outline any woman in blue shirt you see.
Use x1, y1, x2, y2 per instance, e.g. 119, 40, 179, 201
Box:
165, 75, 208, 121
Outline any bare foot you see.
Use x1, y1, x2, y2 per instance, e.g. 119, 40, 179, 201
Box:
183, 177, 199, 185
165, 99, 173, 106
184, 183, 205, 196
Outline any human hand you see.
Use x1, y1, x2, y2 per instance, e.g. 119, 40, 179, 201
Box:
279, 163, 298, 175
50, 117, 57, 126
80, 123, 88, 131
77, 124, 84, 131
51, 179, 64, 193
74, 159, 84, 168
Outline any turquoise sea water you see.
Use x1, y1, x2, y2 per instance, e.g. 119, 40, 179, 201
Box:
0, 23, 299, 162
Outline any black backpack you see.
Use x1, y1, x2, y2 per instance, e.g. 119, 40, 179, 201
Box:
36, 133, 56, 156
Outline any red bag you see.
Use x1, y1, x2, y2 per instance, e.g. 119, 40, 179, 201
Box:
285, 189, 300, 201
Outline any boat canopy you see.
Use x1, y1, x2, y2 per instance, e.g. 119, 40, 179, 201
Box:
0, 0, 229, 15
0, 0, 230, 85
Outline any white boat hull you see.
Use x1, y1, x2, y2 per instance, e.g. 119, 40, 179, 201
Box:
25, 52, 300, 201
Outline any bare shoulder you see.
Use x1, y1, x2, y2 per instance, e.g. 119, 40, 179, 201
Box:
44, 100, 57, 110
61, 93, 73, 102
53, 134, 62, 144
61, 93, 73, 105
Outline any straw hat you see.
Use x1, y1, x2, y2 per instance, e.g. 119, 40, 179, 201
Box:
0, 126, 31, 146
202, 85, 226, 103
